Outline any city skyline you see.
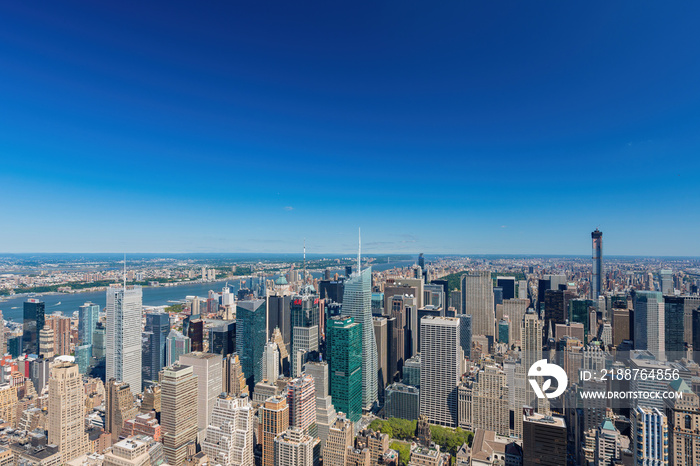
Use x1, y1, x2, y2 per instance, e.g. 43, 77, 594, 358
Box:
2, 3, 700, 255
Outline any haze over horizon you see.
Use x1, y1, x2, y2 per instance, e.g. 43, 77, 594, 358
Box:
2, 2, 699, 255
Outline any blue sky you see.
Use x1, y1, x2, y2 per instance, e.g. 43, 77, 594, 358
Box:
1, 1, 699, 255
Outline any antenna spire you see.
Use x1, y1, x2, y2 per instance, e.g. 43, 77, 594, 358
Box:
123, 253, 127, 290
303, 238, 306, 283
357, 228, 361, 274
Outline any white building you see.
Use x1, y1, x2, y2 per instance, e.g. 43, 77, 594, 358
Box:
201, 395, 254, 466
106, 285, 142, 395
262, 341, 280, 383
274, 426, 318, 466
179, 352, 223, 434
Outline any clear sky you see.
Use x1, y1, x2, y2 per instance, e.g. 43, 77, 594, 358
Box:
1, 2, 699, 255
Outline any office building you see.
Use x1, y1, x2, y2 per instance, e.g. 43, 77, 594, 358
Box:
502, 298, 528, 345
166, 330, 190, 366
179, 352, 223, 433
326, 316, 362, 424
470, 365, 510, 436
106, 285, 143, 395
403, 354, 421, 387
342, 266, 378, 410
275, 426, 318, 466
665, 379, 700, 466
497, 277, 516, 301
78, 302, 100, 347
388, 294, 414, 379
75, 344, 92, 374
522, 412, 567, 466
45, 315, 71, 356
664, 295, 685, 358
634, 291, 666, 360
570, 298, 595, 340
210, 321, 236, 356
287, 374, 316, 436
632, 406, 668, 466
323, 415, 354, 466
591, 229, 603, 299
161, 364, 198, 466
461, 271, 495, 340
373, 317, 389, 402
262, 341, 280, 383
39, 327, 54, 358
384, 383, 419, 420
303, 360, 337, 449
260, 394, 289, 466
222, 353, 249, 397
458, 314, 472, 360
106, 378, 138, 442
498, 319, 509, 345
22, 298, 45, 355
236, 298, 267, 389
292, 325, 318, 377
187, 319, 204, 352
201, 394, 254, 466
420, 316, 463, 427
660, 269, 673, 295
48, 362, 89, 462
143, 312, 170, 387
103, 437, 151, 466
521, 309, 543, 374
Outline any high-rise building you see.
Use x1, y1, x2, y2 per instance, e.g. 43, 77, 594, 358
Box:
106, 285, 143, 395
292, 325, 318, 377
260, 394, 289, 466
75, 344, 92, 374
461, 271, 495, 340
268, 294, 292, 354
420, 316, 463, 427
502, 298, 528, 345
201, 394, 254, 466
262, 341, 280, 383
403, 354, 421, 387
634, 291, 666, 360
469, 365, 510, 436
22, 298, 45, 355
632, 406, 668, 466
48, 362, 89, 462
388, 294, 413, 379
222, 353, 249, 397
166, 330, 191, 366
322, 415, 354, 466
384, 383, 419, 421
78, 302, 100, 347
178, 352, 223, 433
39, 327, 55, 358
143, 311, 170, 387
287, 374, 316, 436
161, 364, 198, 466
664, 295, 685, 358
326, 316, 362, 424
106, 378, 138, 442
522, 412, 567, 466
236, 298, 267, 390
521, 309, 543, 376
187, 319, 204, 352
660, 269, 673, 295
45, 315, 71, 356
373, 316, 389, 403
275, 426, 318, 466
497, 277, 516, 301
591, 229, 603, 300
458, 314, 472, 360
342, 266, 378, 410
665, 379, 700, 466
303, 360, 337, 450
210, 321, 236, 356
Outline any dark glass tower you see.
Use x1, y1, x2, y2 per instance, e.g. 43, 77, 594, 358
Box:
22, 299, 45, 355
236, 298, 267, 390
664, 296, 685, 357
591, 229, 603, 299
326, 316, 362, 423
210, 321, 236, 356
142, 312, 170, 387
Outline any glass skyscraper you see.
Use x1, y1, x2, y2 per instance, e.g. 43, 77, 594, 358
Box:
236, 298, 267, 390
342, 266, 378, 410
326, 316, 362, 423
23, 298, 45, 355
143, 311, 171, 387
78, 302, 100, 347
106, 285, 143, 395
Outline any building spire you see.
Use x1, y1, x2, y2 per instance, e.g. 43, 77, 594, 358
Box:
357, 227, 361, 273
303, 238, 306, 283
123, 253, 127, 290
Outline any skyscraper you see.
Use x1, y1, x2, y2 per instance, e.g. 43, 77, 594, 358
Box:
342, 266, 378, 410
78, 302, 100, 347
201, 394, 254, 466
419, 316, 463, 427
665, 379, 700, 466
660, 269, 673, 295
303, 360, 337, 450
236, 298, 267, 390
260, 394, 289, 466
106, 285, 143, 395
521, 309, 543, 374
45, 315, 71, 356
632, 406, 668, 466
166, 330, 191, 366
106, 378, 138, 442
664, 295, 685, 357
22, 298, 45, 355
161, 364, 198, 466
48, 362, 89, 463
591, 229, 603, 300
287, 374, 316, 436
461, 271, 495, 340
326, 316, 362, 424
458, 314, 472, 360
275, 426, 318, 466
634, 291, 666, 360
222, 353, 249, 397
322, 415, 354, 466
262, 341, 280, 383
178, 352, 223, 433
522, 412, 567, 466
143, 311, 170, 387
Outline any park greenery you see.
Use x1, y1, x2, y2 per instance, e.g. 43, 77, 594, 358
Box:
369, 418, 473, 460
389, 441, 411, 465
164, 303, 186, 313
